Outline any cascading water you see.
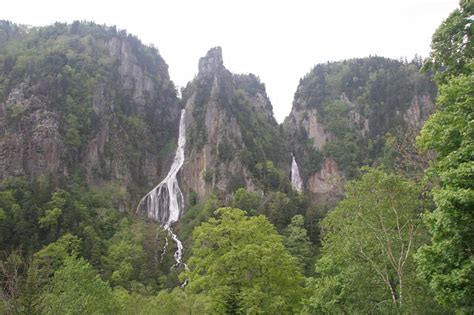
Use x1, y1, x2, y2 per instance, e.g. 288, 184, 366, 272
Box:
291, 154, 303, 193
137, 109, 187, 272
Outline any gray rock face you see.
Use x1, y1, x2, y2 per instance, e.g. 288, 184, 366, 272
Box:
286, 107, 335, 150
306, 158, 343, 202
181, 48, 274, 202
284, 98, 343, 201
403, 95, 434, 129
0, 84, 63, 180
108, 37, 158, 107
283, 61, 435, 202
0, 32, 180, 211
198, 47, 224, 76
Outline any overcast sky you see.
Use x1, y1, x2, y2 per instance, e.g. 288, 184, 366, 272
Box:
4, 0, 459, 122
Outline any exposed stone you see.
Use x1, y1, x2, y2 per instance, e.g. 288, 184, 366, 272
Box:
306, 158, 343, 201
0, 33, 180, 212
285, 79, 434, 203
198, 47, 224, 77
286, 107, 334, 150
182, 48, 271, 202
404, 94, 434, 128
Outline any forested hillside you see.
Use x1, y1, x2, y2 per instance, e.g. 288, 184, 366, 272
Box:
284, 56, 437, 202
0, 1, 472, 313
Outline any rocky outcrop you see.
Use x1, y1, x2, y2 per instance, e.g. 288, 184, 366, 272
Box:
285, 107, 335, 150
0, 23, 180, 210
181, 47, 281, 202
306, 158, 343, 201
0, 84, 63, 179
403, 95, 435, 129
283, 57, 436, 202
182, 48, 250, 200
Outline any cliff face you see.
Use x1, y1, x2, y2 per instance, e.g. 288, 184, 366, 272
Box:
0, 22, 438, 211
181, 48, 289, 202
284, 57, 436, 201
0, 22, 180, 209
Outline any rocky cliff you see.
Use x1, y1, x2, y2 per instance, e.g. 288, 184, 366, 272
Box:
0, 21, 180, 209
181, 47, 290, 202
284, 57, 436, 201
0, 21, 438, 211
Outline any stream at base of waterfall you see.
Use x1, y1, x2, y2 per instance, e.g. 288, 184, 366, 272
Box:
137, 109, 188, 286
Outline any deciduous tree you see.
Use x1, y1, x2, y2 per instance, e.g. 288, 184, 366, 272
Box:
305, 170, 437, 313
185, 208, 304, 314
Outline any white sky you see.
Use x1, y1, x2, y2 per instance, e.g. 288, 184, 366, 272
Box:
3, 0, 459, 122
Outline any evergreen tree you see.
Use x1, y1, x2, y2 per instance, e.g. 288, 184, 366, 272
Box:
284, 215, 313, 273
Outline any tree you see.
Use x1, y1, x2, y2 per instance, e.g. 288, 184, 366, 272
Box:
415, 1, 474, 311
184, 208, 304, 314
264, 191, 291, 231
231, 188, 261, 215
17, 234, 81, 314
42, 256, 120, 314
144, 288, 210, 315
305, 169, 437, 314
0, 250, 27, 313
27, 233, 81, 289
423, 0, 473, 83
284, 215, 313, 273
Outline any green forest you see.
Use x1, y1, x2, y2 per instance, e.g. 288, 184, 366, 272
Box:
0, 1, 473, 314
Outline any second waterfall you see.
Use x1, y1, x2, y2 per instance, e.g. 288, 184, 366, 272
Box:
137, 109, 187, 267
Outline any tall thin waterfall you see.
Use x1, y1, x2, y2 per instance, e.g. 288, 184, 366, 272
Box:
291, 154, 303, 193
137, 109, 187, 268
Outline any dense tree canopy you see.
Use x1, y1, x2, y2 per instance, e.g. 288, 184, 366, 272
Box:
304, 170, 438, 314
184, 207, 305, 314
415, 1, 474, 311
0, 8, 471, 313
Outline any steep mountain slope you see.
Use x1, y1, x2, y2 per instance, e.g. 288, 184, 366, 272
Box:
0, 21, 180, 209
181, 47, 291, 202
284, 57, 436, 201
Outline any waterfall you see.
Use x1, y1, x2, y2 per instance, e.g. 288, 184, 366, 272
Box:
291, 154, 303, 193
137, 109, 187, 270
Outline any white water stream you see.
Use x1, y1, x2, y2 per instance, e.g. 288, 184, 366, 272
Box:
137, 109, 187, 273
291, 154, 303, 193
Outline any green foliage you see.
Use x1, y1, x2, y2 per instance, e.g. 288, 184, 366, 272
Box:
38, 190, 66, 232
102, 219, 147, 289
228, 80, 290, 187
188, 190, 198, 206
143, 288, 211, 314
263, 191, 310, 232
284, 215, 313, 274
27, 234, 81, 289
113, 286, 211, 315
179, 194, 219, 242
202, 169, 214, 184
185, 77, 213, 151
42, 255, 120, 314
292, 57, 436, 178
6, 104, 26, 121
0, 250, 27, 313
415, 2, 474, 310
0, 21, 178, 195
254, 160, 284, 190
185, 208, 305, 314
231, 188, 262, 215
305, 169, 437, 313
0, 176, 176, 307
218, 138, 235, 162
423, 0, 473, 83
